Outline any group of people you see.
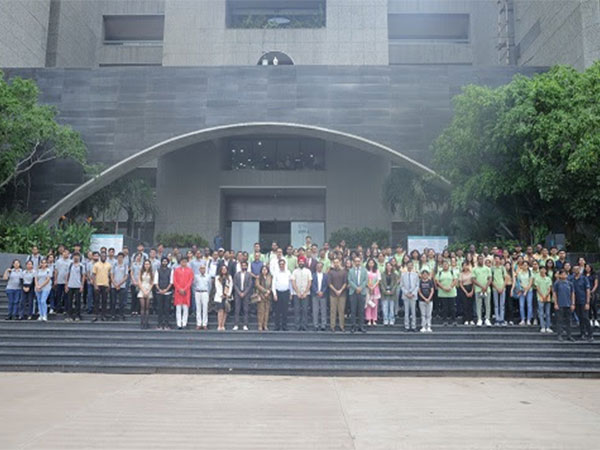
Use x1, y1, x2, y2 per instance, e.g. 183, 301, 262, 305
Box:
2, 238, 597, 342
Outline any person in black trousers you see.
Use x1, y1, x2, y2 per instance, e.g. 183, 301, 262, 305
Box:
155, 257, 173, 330
272, 259, 291, 331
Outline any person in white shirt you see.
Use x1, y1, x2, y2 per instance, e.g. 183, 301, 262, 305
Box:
194, 264, 212, 330
214, 265, 233, 331
272, 259, 292, 331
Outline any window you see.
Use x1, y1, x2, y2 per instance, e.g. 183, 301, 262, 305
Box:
226, 136, 325, 171
388, 13, 470, 42
227, 0, 326, 29
257, 51, 294, 65
103, 15, 165, 44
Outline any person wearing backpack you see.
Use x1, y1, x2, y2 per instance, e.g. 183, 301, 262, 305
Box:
65, 253, 85, 321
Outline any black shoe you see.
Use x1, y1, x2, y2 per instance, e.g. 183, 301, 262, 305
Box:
5, 316, 11, 321
178, 326, 182, 330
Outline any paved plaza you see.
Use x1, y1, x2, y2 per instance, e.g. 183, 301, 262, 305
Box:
0, 373, 598, 449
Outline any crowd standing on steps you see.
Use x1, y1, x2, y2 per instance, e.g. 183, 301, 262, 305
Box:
2, 239, 596, 342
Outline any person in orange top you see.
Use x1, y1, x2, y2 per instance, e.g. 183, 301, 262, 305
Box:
173, 257, 194, 330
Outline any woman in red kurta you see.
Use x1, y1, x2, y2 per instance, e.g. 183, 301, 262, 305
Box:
173, 257, 194, 329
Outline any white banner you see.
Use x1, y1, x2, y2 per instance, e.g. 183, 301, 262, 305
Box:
407, 236, 448, 254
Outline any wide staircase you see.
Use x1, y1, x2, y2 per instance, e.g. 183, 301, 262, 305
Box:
1, 280, 599, 376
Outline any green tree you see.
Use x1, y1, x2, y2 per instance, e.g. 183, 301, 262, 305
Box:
74, 177, 156, 237
0, 70, 87, 192
382, 167, 450, 235
432, 63, 600, 244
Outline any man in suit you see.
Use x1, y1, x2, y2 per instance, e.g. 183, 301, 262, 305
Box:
348, 256, 368, 333
400, 261, 420, 331
233, 261, 253, 330
311, 262, 329, 331
305, 249, 318, 274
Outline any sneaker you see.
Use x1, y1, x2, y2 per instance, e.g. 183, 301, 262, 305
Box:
501, 322, 507, 327
420, 327, 427, 333
42, 316, 48, 322
37, 316, 42, 321
477, 320, 483, 327
519, 320, 525, 326
540, 328, 546, 333
464, 321, 469, 325
427, 327, 433, 333
546, 328, 553, 333
49, 309, 54, 314
470, 321, 475, 326
595, 320, 600, 327
527, 320, 532, 326
243, 325, 248, 331
232, 325, 239, 331
485, 319, 492, 327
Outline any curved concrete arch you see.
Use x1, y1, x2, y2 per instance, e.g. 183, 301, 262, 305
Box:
36, 122, 448, 224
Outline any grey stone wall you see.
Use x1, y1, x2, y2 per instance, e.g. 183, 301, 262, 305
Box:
514, 0, 600, 69
0, 0, 50, 68
2, 65, 546, 216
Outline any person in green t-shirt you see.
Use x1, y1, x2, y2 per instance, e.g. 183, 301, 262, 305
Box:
471, 255, 492, 327
535, 266, 553, 332
436, 260, 457, 326
285, 245, 297, 273
515, 261, 534, 325
491, 255, 507, 325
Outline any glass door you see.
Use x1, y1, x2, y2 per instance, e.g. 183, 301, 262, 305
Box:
230, 221, 259, 254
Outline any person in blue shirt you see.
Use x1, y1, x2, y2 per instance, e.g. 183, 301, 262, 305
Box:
571, 265, 593, 342
553, 269, 575, 342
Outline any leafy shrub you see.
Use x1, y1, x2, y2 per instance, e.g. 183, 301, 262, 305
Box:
0, 210, 95, 254
155, 233, 209, 249
329, 227, 389, 249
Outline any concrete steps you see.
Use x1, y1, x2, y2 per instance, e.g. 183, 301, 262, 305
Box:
2, 281, 599, 377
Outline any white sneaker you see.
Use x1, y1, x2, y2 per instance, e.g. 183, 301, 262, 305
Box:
527, 320, 532, 326
470, 321, 475, 325
42, 316, 48, 322
477, 320, 483, 327
232, 325, 239, 331
427, 327, 433, 333
595, 320, 600, 327
540, 328, 546, 333
546, 328, 553, 333
243, 325, 248, 331
420, 327, 427, 333
464, 321, 469, 325
485, 319, 492, 327
37, 316, 42, 321
519, 320, 525, 326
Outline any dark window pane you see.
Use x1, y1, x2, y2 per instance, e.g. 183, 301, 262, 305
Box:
104, 15, 165, 43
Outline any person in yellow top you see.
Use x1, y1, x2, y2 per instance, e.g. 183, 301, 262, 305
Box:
535, 266, 553, 333
92, 253, 112, 322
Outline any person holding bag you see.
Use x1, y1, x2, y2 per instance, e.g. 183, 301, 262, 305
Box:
214, 264, 233, 331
